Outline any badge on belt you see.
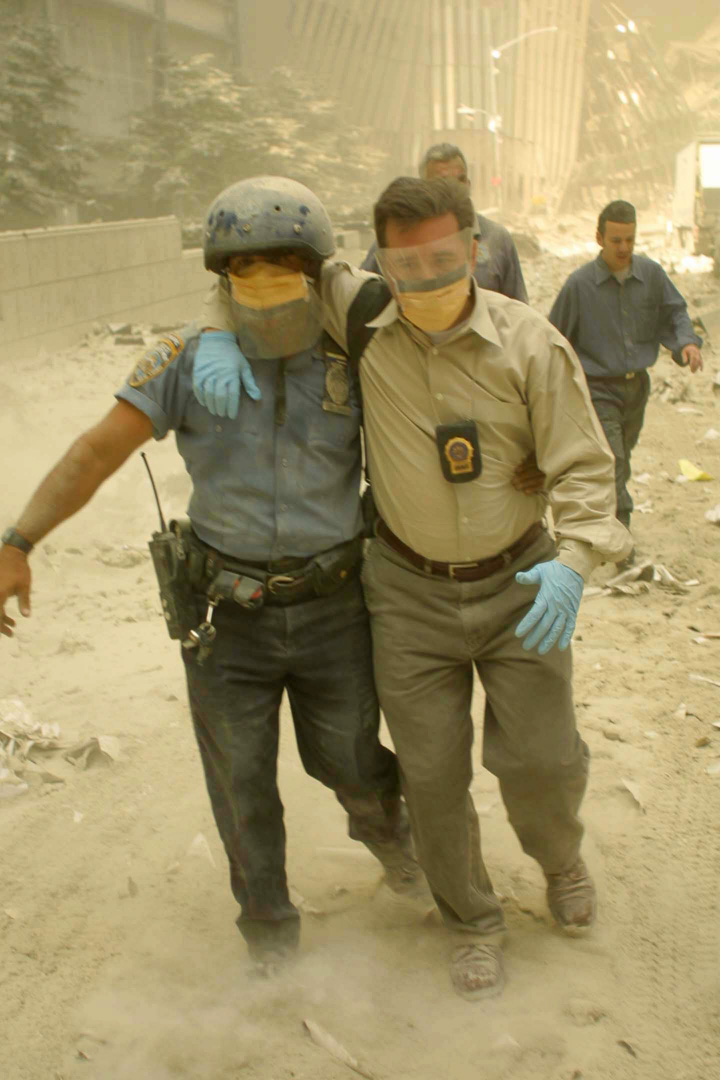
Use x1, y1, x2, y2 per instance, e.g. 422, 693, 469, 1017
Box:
435, 421, 482, 483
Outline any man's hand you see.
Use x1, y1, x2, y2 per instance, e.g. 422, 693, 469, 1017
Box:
0, 547, 32, 639
514, 559, 584, 655
511, 452, 546, 495
682, 344, 703, 373
193, 331, 261, 419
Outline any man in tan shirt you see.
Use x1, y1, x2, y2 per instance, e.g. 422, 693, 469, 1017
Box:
198, 177, 631, 1000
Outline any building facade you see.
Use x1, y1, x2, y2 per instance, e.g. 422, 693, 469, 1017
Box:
24, 0, 590, 214
239, 0, 591, 211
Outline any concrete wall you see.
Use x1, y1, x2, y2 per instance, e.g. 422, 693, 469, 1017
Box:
0, 217, 214, 362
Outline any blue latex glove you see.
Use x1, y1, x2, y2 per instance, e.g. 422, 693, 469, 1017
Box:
192, 331, 261, 419
514, 559, 584, 655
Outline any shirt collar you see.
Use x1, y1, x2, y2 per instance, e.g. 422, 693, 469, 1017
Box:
365, 278, 502, 348
593, 252, 644, 285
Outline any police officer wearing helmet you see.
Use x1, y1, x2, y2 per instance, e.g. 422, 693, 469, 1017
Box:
0, 175, 418, 970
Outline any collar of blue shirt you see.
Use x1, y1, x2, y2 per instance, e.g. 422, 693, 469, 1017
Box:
593, 251, 646, 286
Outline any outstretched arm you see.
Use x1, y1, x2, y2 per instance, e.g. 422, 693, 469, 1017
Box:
1, 400, 152, 637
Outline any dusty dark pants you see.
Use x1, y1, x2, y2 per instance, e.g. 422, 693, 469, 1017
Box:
182, 577, 408, 958
586, 371, 651, 528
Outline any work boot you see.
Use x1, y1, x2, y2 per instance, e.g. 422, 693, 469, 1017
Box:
545, 857, 596, 932
450, 943, 505, 1001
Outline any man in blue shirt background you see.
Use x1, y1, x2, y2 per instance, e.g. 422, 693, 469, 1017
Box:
549, 200, 703, 559
361, 142, 528, 304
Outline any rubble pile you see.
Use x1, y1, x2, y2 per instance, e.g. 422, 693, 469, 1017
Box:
666, 14, 720, 133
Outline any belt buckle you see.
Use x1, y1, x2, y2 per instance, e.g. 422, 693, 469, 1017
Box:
625, 372, 635, 379
267, 573, 301, 595
448, 561, 479, 579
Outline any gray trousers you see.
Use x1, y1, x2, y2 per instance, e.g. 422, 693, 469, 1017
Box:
361, 529, 589, 942
586, 371, 651, 528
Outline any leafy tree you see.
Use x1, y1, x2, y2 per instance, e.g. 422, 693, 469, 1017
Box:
0, 15, 91, 229
116, 56, 386, 229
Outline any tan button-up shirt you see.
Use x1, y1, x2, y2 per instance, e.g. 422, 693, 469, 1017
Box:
203, 263, 632, 580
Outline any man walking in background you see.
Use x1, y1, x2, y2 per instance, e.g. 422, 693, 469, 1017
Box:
549, 200, 702, 562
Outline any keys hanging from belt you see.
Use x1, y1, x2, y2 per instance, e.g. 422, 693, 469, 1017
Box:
182, 570, 265, 663
183, 597, 219, 664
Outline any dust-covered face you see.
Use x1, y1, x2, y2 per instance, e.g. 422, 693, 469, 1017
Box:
224, 251, 323, 360
424, 156, 471, 188
377, 214, 477, 334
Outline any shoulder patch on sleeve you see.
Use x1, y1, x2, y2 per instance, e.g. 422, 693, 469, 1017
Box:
128, 334, 184, 387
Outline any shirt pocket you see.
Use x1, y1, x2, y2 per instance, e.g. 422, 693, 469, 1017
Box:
634, 300, 659, 343
307, 401, 361, 449
472, 397, 532, 469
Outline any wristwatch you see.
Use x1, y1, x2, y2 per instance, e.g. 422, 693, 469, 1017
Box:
1, 527, 34, 554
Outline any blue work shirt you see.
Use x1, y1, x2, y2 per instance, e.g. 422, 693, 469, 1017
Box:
116, 325, 364, 560
361, 212, 528, 303
548, 253, 702, 378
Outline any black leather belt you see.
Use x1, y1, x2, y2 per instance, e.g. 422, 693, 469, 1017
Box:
191, 533, 364, 605
376, 519, 544, 582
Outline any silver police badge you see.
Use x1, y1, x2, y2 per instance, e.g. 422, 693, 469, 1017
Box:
128, 334, 184, 387
322, 359, 351, 416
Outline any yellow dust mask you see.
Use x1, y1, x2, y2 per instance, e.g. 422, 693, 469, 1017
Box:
227, 261, 309, 310
397, 274, 471, 333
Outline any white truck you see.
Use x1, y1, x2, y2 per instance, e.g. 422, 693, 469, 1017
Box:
672, 136, 720, 274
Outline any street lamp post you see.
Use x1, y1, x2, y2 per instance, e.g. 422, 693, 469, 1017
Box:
488, 24, 558, 209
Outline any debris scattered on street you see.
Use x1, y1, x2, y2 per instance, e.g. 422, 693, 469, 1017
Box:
303, 1018, 377, 1080
620, 779, 645, 812
678, 458, 713, 481
64, 735, 122, 769
689, 674, 720, 689
186, 831, 216, 867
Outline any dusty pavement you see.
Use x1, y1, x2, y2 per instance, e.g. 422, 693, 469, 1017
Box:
1, 252, 720, 1080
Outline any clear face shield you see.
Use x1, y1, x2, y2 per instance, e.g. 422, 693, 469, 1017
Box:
376, 227, 475, 334
225, 260, 323, 360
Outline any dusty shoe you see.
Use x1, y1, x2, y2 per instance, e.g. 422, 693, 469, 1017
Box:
450, 943, 505, 1001
545, 857, 597, 932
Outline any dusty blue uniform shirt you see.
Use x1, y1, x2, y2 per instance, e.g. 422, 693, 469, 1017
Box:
548, 253, 702, 378
116, 325, 364, 560
361, 212, 528, 303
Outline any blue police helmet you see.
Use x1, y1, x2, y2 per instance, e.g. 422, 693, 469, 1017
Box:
203, 176, 336, 272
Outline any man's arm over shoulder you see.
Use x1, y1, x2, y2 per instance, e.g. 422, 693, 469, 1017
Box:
199, 263, 377, 354
525, 325, 632, 579
319, 260, 379, 352
201, 278, 233, 332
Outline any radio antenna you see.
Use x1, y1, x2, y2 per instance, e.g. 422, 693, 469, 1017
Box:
141, 452, 167, 532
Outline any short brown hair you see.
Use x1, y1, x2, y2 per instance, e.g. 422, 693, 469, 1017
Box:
598, 200, 636, 235
373, 177, 476, 248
